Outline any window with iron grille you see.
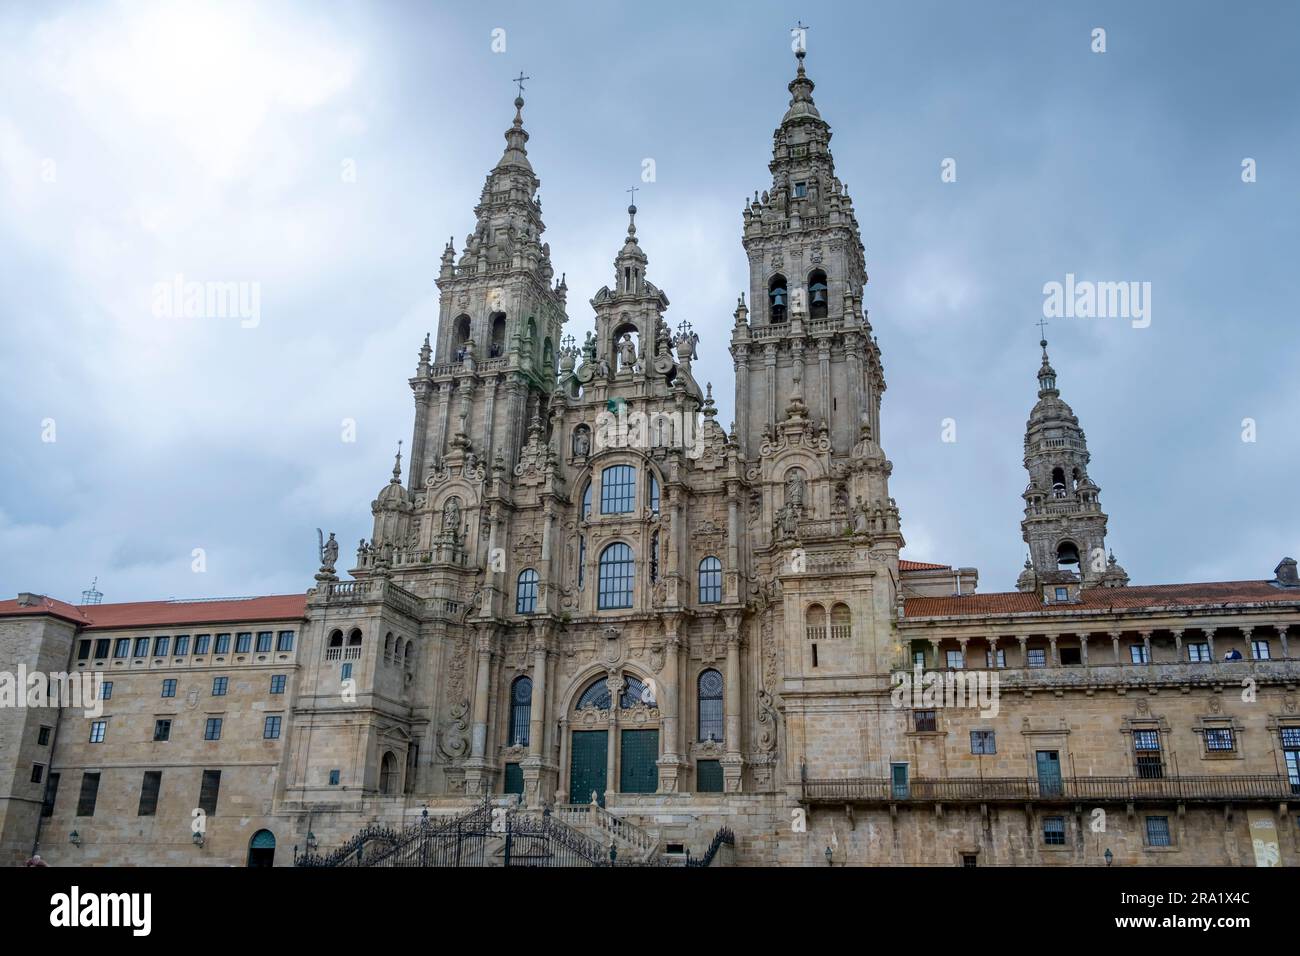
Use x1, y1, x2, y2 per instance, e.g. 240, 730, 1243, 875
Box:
508, 676, 532, 747
277, 631, 295, 652
598, 542, 634, 609
138, 771, 162, 816
971, 730, 996, 754
89, 720, 106, 743
198, 770, 221, 815
236, 633, 253, 653
698, 669, 723, 742
77, 772, 101, 816
161, 679, 176, 698
621, 674, 653, 709
577, 678, 611, 711
263, 716, 281, 739
600, 465, 636, 514
256, 632, 273, 653
1133, 729, 1164, 778
1204, 727, 1235, 752
698, 556, 722, 604
204, 718, 222, 741
1145, 815, 1171, 847
962, 854, 978, 867
914, 710, 937, 732
1042, 816, 1066, 846
154, 719, 171, 741
1027, 648, 1046, 668
212, 676, 227, 696
515, 568, 539, 614
1188, 642, 1210, 662
270, 674, 286, 694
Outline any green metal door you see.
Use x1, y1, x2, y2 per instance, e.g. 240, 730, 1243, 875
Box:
569, 731, 607, 806
1036, 750, 1062, 796
619, 729, 659, 794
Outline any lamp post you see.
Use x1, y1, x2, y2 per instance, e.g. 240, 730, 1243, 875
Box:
1104, 848, 1113, 866
824, 845, 833, 867
69, 830, 81, 847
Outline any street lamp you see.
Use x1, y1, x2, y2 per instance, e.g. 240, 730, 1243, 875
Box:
69, 830, 81, 847
824, 845, 833, 866
1104, 848, 1113, 866
608, 842, 618, 866
192, 831, 205, 848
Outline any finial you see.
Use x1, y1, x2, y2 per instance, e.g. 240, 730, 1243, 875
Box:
625, 186, 639, 236
511, 73, 529, 127
392, 440, 403, 481
792, 20, 809, 69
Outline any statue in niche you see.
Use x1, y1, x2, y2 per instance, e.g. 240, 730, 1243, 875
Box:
853, 496, 870, 535
617, 333, 638, 372
443, 497, 461, 536
785, 470, 806, 511
572, 425, 591, 457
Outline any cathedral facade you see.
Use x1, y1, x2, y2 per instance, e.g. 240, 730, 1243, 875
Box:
3, 51, 1299, 868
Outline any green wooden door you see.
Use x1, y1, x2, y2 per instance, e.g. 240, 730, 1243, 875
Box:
503, 762, 523, 796
697, 759, 723, 793
570, 730, 607, 806
619, 729, 659, 794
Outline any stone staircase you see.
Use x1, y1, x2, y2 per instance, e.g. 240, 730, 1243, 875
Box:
553, 802, 660, 861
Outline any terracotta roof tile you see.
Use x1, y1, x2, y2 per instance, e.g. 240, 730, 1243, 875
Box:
0, 594, 308, 630
899, 560, 952, 572
904, 580, 1300, 619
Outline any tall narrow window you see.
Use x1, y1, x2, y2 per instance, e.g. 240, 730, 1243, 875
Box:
698, 669, 724, 742
137, 771, 162, 816
598, 543, 635, 609
648, 473, 660, 514
808, 269, 828, 319
515, 568, 539, 614
1282, 728, 1300, 794
581, 481, 592, 520
198, 770, 221, 815
1134, 729, 1163, 779
698, 556, 722, 604
509, 676, 533, 747
768, 274, 788, 322
600, 465, 636, 514
77, 772, 101, 816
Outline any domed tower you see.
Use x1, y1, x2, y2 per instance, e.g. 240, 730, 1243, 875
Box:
1019, 337, 1126, 591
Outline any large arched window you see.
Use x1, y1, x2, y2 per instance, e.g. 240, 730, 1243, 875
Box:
1056, 540, 1080, 569
453, 314, 472, 358
830, 603, 852, 640
698, 669, 724, 742
598, 543, 634, 609
768, 274, 788, 322
698, 556, 722, 604
600, 465, 636, 514
621, 674, 653, 708
577, 677, 611, 710
516, 568, 539, 614
508, 676, 533, 746
489, 312, 507, 357
806, 603, 827, 641
808, 269, 828, 319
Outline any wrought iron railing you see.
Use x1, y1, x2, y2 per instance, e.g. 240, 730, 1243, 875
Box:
802, 774, 1296, 805
686, 827, 735, 868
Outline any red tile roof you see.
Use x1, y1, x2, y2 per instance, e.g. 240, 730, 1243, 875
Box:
0, 594, 308, 630
905, 580, 1300, 619
899, 560, 952, 572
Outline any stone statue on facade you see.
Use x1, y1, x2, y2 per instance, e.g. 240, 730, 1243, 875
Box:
317, 529, 338, 572
785, 470, 805, 511
617, 333, 637, 372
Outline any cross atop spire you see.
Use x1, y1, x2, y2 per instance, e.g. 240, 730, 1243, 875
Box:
791, 20, 809, 61
512, 72, 530, 97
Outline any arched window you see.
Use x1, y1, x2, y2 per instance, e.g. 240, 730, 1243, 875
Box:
698, 669, 724, 742
516, 568, 539, 614
453, 315, 472, 358
489, 312, 507, 358
600, 465, 636, 514
404, 640, 416, 669
806, 603, 827, 641
347, 628, 362, 646
247, 829, 276, 867
621, 673, 653, 708
769, 274, 788, 322
577, 677, 611, 711
698, 556, 722, 604
384, 632, 394, 662
379, 751, 399, 795
580, 480, 592, 520
598, 543, 635, 609
508, 676, 533, 746
831, 603, 852, 640
1056, 541, 1080, 569
647, 472, 660, 514
328, 630, 343, 648
808, 269, 828, 319
1051, 467, 1067, 496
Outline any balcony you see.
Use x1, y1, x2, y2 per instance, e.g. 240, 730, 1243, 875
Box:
801, 774, 1296, 806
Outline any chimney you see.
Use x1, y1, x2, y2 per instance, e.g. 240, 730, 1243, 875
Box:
1274, 557, 1299, 588
16, 592, 43, 607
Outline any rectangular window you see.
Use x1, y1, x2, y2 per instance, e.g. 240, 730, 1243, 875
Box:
38, 725, 52, 746
341, 662, 353, 680
1130, 644, 1149, 664
971, 730, 996, 754
914, 710, 937, 732
1188, 642, 1210, 662
204, 717, 223, 740
31, 763, 44, 784
1027, 648, 1046, 668
41, 772, 59, 817
1281, 728, 1300, 794
1145, 815, 1171, 847
270, 674, 287, 694
214, 633, 231, 654
235, 632, 252, 653
985, 649, 1005, 668
133, 636, 150, 657
101, 681, 113, 700
599, 464, 636, 514
1059, 647, 1081, 666
277, 631, 295, 652
173, 635, 190, 656
255, 632, 273, 653
94, 638, 111, 659
194, 634, 211, 655
1042, 816, 1067, 846
1251, 640, 1270, 660
89, 720, 106, 743
1054, 587, 1068, 602
793, 181, 807, 198
161, 679, 177, 698
153, 636, 170, 657
154, 719, 171, 742
263, 715, 282, 739
1205, 727, 1235, 752
212, 676, 228, 696
328, 769, 341, 786
198, 770, 221, 815
913, 649, 926, 669
945, 649, 963, 669
138, 771, 162, 816
77, 772, 101, 816
77, 640, 91, 661
1134, 729, 1163, 778
113, 637, 131, 658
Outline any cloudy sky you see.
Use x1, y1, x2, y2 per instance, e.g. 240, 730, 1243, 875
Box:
1, 0, 1297, 603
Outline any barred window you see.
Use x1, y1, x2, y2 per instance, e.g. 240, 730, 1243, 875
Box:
509, 676, 532, 747
698, 669, 723, 742
1027, 648, 1046, 668
1145, 815, 1171, 847
1134, 729, 1164, 778
1042, 816, 1066, 846
600, 465, 636, 514
515, 569, 539, 614
1204, 727, 1234, 752
598, 542, 634, 609
914, 710, 937, 732
698, 556, 722, 604
577, 678, 611, 711
621, 674, 653, 709
971, 730, 996, 754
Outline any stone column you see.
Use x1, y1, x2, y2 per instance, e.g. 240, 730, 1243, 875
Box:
408, 380, 432, 493
1048, 634, 1059, 667
1110, 631, 1121, 664
522, 628, 550, 807
1279, 625, 1290, 660
958, 638, 969, 669
605, 670, 622, 801
734, 344, 751, 458
721, 614, 745, 792
539, 500, 556, 614
1241, 626, 1255, 659
1205, 627, 1217, 660
929, 638, 941, 669
1017, 635, 1029, 667
1172, 629, 1184, 660
1080, 633, 1089, 666
464, 626, 496, 795
987, 636, 1000, 669
817, 340, 831, 425
725, 482, 741, 603
1140, 630, 1152, 666
656, 617, 684, 793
